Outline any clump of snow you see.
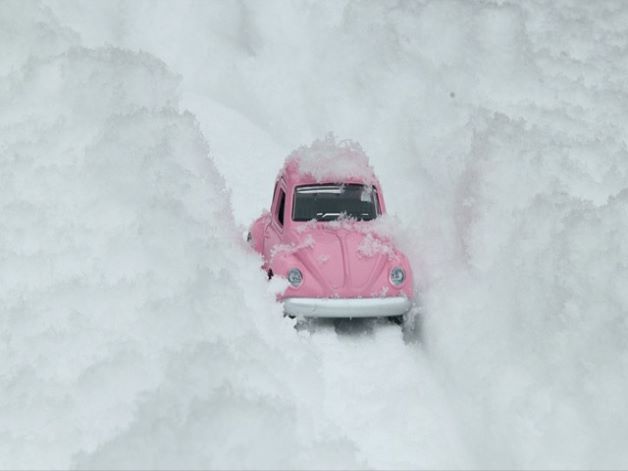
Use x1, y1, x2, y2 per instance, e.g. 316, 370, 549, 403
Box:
294, 217, 319, 233
316, 254, 330, 264
357, 232, 398, 261
283, 134, 378, 184
270, 234, 315, 261
370, 285, 390, 298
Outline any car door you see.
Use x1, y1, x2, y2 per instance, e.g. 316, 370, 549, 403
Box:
263, 180, 287, 266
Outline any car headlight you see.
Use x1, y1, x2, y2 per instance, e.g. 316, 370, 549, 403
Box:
390, 266, 405, 286
287, 268, 303, 287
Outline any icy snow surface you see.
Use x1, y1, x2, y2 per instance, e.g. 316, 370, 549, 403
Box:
2, 0, 628, 469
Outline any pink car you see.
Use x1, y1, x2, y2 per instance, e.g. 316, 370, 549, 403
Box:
248, 138, 414, 320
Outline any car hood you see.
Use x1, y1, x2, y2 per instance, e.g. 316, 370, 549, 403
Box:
275, 224, 402, 295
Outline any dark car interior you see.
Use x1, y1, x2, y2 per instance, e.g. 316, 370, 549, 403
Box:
292, 184, 379, 222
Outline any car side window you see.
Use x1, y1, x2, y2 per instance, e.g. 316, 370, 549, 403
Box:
277, 189, 286, 226
271, 182, 278, 209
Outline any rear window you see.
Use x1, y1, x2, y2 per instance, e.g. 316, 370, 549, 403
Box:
292, 184, 379, 222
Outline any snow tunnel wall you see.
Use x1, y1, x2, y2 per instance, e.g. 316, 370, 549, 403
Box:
0, 3, 364, 469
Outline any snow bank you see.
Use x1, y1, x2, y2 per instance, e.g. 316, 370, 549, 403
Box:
0, 5, 360, 469
425, 114, 628, 468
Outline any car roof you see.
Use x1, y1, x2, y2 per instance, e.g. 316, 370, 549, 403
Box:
278, 136, 381, 188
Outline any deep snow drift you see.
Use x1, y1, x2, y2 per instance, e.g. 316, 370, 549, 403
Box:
2, 0, 628, 469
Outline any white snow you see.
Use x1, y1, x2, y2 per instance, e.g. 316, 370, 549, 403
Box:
2, 0, 628, 469
356, 232, 398, 261
283, 134, 378, 185
270, 234, 316, 262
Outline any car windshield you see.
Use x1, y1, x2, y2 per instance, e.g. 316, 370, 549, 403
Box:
292, 184, 379, 222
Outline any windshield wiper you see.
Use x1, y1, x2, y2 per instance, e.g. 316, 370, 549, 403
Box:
315, 212, 341, 221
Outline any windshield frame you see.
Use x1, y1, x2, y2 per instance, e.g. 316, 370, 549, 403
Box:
291, 183, 381, 222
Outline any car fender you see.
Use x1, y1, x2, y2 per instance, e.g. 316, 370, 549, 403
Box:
248, 210, 270, 255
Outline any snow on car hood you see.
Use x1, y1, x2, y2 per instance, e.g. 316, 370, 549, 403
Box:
272, 218, 404, 295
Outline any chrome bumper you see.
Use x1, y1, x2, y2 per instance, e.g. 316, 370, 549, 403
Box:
284, 296, 412, 318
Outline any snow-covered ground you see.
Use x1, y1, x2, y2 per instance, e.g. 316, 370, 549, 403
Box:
2, 0, 628, 468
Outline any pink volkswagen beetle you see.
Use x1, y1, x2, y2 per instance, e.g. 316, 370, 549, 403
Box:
248, 137, 414, 321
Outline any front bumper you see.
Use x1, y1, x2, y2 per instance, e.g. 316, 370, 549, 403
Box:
284, 296, 412, 318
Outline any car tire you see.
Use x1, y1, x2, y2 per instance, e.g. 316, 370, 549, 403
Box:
387, 315, 404, 325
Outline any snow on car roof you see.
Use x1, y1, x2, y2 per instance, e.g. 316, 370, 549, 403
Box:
281, 134, 379, 186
